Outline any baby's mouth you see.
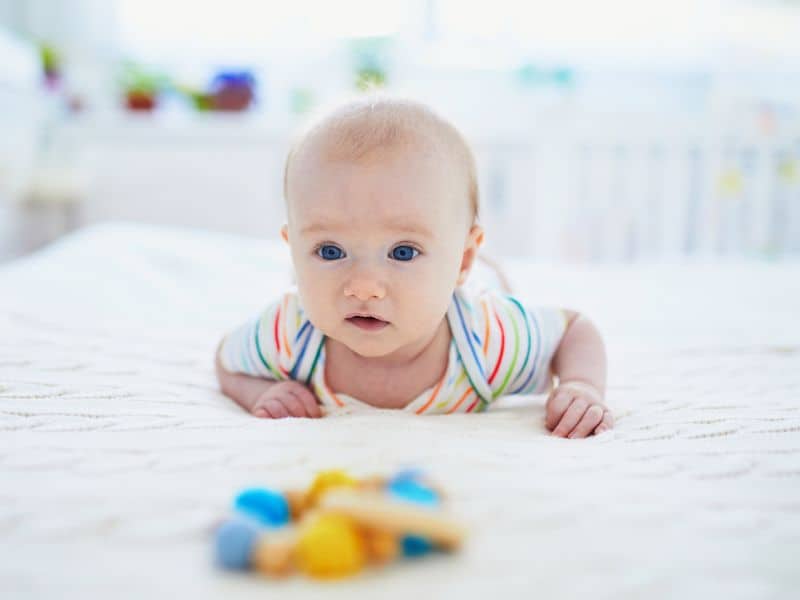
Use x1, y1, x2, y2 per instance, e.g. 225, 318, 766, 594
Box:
345, 315, 390, 331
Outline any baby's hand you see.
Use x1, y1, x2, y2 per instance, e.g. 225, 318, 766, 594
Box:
545, 380, 613, 438
251, 381, 323, 419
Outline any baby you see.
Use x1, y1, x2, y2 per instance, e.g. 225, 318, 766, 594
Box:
215, 97, 611, 438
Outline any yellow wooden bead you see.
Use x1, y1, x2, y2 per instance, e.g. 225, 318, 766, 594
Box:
296, 514, 366, 579
306, 470, 358, 507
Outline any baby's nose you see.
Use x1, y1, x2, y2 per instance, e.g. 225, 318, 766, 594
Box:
344, 274, 387, 301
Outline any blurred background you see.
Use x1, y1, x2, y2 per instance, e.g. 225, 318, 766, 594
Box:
1, 0, 799, 262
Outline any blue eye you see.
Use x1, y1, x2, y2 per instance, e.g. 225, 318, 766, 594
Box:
317, 245, 345, 260
390, 245, 419, 261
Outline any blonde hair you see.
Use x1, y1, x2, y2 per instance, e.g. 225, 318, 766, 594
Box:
283, 95, 480, 221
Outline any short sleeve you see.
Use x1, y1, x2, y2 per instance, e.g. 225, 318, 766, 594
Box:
479, 292, 568, 398
218, 292, 302, 381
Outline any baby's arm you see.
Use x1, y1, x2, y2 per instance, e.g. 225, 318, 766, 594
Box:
546, 311, 612, 438
215, 342, 322, 419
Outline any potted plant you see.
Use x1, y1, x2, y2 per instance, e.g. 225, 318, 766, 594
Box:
119, 62, 168, 112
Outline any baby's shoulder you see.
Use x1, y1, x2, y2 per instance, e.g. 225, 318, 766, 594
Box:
251, 287, 310, 329
454, 286, 565, 334
449, 289, 531, 345
456, 286, 526, 315
258, 286, 302, 311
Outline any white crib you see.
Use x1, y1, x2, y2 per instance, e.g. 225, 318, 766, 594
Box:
16, 109, 800, 263
472, 115, 800, 261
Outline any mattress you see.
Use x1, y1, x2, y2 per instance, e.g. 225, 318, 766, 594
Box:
1, 223, 799, 599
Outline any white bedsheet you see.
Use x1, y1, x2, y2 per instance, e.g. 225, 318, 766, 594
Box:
1, 223, 799, 599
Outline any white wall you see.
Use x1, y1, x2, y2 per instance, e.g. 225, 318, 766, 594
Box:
0, 25, 45, 259
68, 112, 800, 262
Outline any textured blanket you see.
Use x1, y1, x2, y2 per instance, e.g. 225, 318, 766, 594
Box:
1, 223, 798, 599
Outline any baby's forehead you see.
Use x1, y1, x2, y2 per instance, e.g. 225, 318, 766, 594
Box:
296, 113, 450, 170
291, 153, 457, 227
295, 202, 439, 240
284, 98, 477, 225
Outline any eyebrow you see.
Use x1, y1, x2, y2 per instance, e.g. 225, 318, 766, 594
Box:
300, 219, 434, 238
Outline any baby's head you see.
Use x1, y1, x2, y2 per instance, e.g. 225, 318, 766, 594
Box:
280, 96, 484, 359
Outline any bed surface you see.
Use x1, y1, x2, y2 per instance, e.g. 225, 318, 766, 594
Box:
1, 223, 799, 599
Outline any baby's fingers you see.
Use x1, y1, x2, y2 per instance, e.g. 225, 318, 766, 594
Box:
551, 397, 588, 437
263, 399, 290, 419
279, 393, 311, 418
567, 405, 605, 439
545, 389, 574, 431
594, 411, 615, 434
288, 385, 323, 419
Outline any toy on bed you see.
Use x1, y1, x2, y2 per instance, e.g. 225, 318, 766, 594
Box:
213, 469, 466, 579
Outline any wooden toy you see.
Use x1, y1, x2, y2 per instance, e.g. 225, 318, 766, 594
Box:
319, 490, 465, 550
213, 469, 464, 580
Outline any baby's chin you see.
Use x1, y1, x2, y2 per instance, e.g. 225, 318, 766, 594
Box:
334, 336, 398, 359
325, 328, 404, 359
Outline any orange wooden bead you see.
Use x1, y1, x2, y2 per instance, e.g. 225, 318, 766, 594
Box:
284, 489, 308, 521
361, 528, 399, 565
252, 529, 297, 578
357, 475, 387, 493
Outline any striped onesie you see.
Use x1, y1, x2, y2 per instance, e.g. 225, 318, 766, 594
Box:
219, 287, 567, 415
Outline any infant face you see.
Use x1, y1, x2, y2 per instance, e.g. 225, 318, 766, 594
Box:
283, 143, 477, 360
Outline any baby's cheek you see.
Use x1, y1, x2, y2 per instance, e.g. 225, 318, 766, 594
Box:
293, 288, 330, 330
401, 292, 450, 333
296, 269, 332, 300
303, 301, 336, 332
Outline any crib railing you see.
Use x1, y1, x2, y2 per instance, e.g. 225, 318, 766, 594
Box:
31, 112, 800, 264
472, 118, 800, 261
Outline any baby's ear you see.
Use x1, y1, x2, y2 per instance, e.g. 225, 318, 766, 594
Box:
456, 224, 484, 286
280, 224, 289, 244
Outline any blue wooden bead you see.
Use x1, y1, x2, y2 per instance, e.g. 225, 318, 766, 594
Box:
391, 468, 425, 484
215, 518, 260, 570
387, 479, 439, 506
401, 535, 433, 557
389, 471, 439, 556
234, 488, 290, 527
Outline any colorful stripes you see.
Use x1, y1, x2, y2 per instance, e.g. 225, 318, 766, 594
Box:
487, 307, 505, 385
254, 319, 282, 380
448, 292, 492, 405
481, 300, 491, 355
219, 287, 567, 416
414, 371, 446, 415
491, 301, 520, 398
445, 387, 473, 414
451, 293, 486, 379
